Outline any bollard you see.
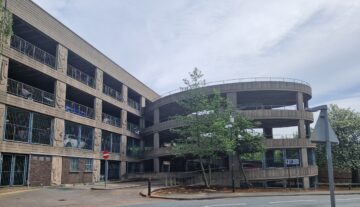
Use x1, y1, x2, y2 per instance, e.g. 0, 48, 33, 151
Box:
147, 178, 151, 196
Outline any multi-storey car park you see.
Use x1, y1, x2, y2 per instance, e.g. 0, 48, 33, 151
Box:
0, 0, 317, 188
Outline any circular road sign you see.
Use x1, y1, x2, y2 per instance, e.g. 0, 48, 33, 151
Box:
103, 151, 110, 160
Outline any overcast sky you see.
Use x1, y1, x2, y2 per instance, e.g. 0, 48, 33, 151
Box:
33, 0, 360, 111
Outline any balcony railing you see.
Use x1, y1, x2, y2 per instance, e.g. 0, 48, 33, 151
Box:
128, 98, 140, 110
67, 64, 95, 88
102, 113, 121, 128
10, 35, 56, 68
103, 84, 123, 102
65, 99, 95, 119
7, 78, 55, 107
127, 122, 140, 134
238, 104, 297, 110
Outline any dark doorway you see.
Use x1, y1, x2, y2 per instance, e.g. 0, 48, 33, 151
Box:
0, 154, 28, 186
100, 160, 120, 181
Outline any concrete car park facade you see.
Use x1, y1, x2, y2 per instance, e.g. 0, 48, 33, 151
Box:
0, 0, 317, 188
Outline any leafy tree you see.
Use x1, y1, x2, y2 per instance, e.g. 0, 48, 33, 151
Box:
0, 0, 13, 52
172, 68, 263, 188
316, 104, 360, 183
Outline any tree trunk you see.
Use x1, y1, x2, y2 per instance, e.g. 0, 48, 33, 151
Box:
238, 156, 251, 188
208, 158, 212, 186
199, 157, 210, 188
351, 168, 359, 183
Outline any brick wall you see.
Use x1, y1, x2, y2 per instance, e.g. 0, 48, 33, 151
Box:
29, 155, 52, 186
61, 157, 92, 184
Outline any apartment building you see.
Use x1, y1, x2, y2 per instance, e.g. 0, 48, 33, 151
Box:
0, 0, 317, 188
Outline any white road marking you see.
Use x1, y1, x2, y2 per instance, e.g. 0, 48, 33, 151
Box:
204, 203, 247, 207
337, 198, 360, 201
269, 199, 316, 204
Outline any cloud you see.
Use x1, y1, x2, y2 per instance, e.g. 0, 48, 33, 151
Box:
33, 0, 360, 109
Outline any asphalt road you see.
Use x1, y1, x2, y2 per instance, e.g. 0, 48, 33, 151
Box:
125, 195, 360, 207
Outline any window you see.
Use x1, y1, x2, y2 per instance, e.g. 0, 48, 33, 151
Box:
64, 121, 94, 150
70, 158, 79, 172
85, 159, 93, 172
101, 131, 121, 153
5, 106, 53, 145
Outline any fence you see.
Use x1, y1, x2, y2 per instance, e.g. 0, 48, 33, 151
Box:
67, 64, 95, 88
65, 99, 95, 119
102, 113, 121, 128
103, 84, 123, 102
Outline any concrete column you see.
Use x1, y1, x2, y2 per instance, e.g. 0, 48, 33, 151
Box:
93, 159, 101, 183
263, 127, 273, 139
154, 157, 160, 173
298, 119, 306, 138
53, 118, 64, 147
153, 132, 160, 150
94, 128, 102, 152
95, 68, 103, 92
227, 92, 237, 108
0, 104, 6, 139
122, 85, 128, 103
95, 98, 102, 122
55, 81, 66, 110
121, 135, 127, 158
301, 148, 308, 168
296, 92, 304, 110
154, 108, 160, 124
303, 176, 310, 189
56, 44, 68, 75
122, 109, 127, 129
121, 161, 127, 177
0, 55, 9, 92
51, 156, 62, 185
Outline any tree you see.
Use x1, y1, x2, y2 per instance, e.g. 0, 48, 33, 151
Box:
316, 104, 360, 183
0, 0, 13, 52
172, 68, 263, 188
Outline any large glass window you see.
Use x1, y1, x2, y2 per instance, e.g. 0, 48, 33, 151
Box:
5, 106, 52, 145
101, 131, 121, 153
127, 137, 141, 157
64, 121, 94, 150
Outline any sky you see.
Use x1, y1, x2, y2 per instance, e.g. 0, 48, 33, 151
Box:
33, 0, 360, 111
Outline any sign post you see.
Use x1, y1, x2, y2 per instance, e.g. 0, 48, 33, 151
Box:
103, 151, 110, 188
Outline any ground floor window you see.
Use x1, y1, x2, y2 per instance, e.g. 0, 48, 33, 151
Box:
70, 158, 79, 172
85, 159, 93, 172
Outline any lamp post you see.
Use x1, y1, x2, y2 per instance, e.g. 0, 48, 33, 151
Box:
306, 105, 339, 207
225, 115, 235, 192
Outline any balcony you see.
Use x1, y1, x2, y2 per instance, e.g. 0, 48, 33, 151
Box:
10, 35, 56, 68
7, 78, 55, 107
67, 64, 95, 88
102, 113, 121, 128
127, 122, 140, 134
65, 99, 95, 119
238, 104, 297, 110
103, 84, 123, 102
128, 98, 140, 110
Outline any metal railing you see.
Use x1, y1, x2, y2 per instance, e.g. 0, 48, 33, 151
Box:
103, 84, 123, 102
65, 99, 95, 119
127, 98, 140, 110
161, 77, 310, 97
10, 35, 56, 68
7, 78, 55, 107
102, 113, 121, 128
238, 104, 298, 110
67, 64, 95, 88
127, 122, 140, 134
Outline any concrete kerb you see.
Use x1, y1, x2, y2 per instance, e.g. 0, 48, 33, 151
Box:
140, 187, 360, 200
91, 184, 145, 190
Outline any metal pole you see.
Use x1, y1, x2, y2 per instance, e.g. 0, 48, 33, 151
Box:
105, 160, 108, 188
324, 109, 336, 207
148, 178, 151, 196
231, 153, 235, 192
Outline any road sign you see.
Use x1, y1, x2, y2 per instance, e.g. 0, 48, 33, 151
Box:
163, 161, 170, 165
286, 159, 299, 165
103, 151, 110, 160
310, 110, 339, 144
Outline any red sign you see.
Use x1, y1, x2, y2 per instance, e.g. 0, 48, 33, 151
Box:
103, 151, 110, 160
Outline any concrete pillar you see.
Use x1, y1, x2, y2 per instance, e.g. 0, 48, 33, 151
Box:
154, 108, 160, 124
0, 55, 9, 92
94, 128, 102, 152
139, 140, 145, 172
121, 135, 127, 158
154, 157, 160, 173
95, 98, 102, 122
53, 118, 64, 147
121, 161, 127, 176
55, 81, 66, 110
95, 68, 103, 92
0, 104, 6, 139
51, 156, 62, 185
154, 132, 160, 150
227, 92, 237, 108
301, 148, 308, 168
122, 109, 127, 129
296, 92, 304, 110
263, 127, 273, 139
122, 85, 128, 103
298, 119, 306, 139
56, 44, 68, 75
93, 159, 101, 183
303, 176, 310, 189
